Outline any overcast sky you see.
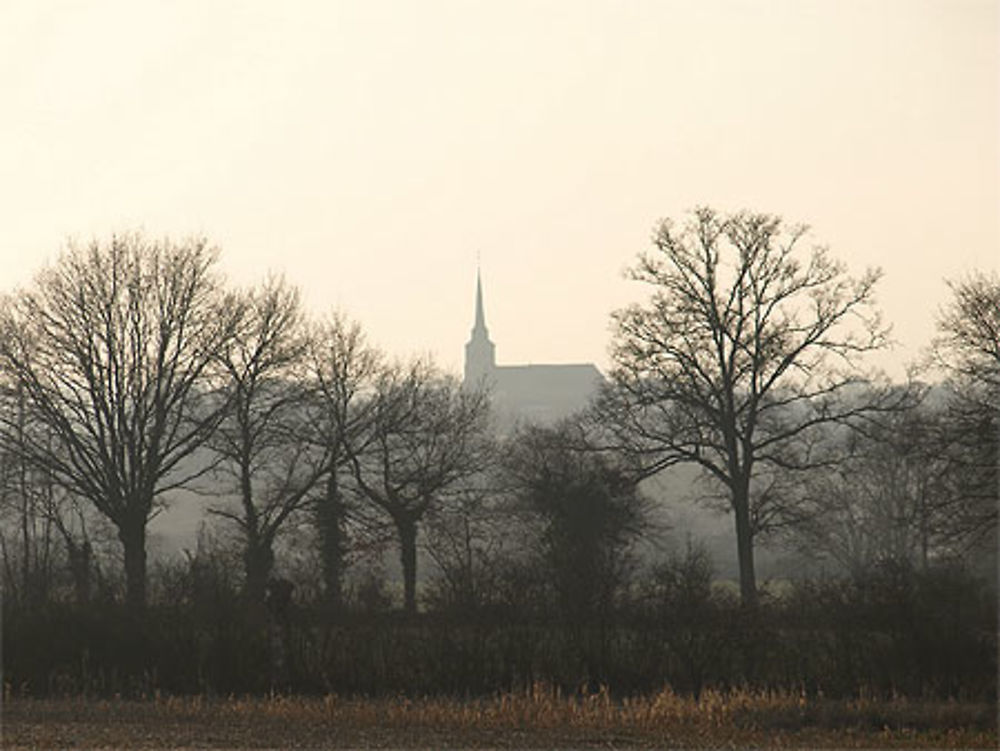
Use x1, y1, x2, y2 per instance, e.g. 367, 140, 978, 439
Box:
1, 1, 996, 379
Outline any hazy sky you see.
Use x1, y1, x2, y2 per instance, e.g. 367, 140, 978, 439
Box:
2, 1, 996, 379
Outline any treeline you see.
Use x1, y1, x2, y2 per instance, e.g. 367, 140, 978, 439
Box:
1, 212, 997, 699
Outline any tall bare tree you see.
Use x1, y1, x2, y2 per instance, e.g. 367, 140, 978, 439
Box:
208, 277, 324, 605
346, 361, 491, 614
303, 313, 382, 612
600, 208, 896, 604
0, 234, 240, 613
929, 271, 999, 552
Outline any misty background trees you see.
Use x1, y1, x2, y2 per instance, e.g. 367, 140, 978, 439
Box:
1, 218, 995, 699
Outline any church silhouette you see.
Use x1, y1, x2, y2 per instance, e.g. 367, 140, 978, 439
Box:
462, 271, 603, 424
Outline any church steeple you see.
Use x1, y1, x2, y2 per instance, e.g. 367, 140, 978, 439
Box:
464, 267, 496, 385
473, 269, 487, 334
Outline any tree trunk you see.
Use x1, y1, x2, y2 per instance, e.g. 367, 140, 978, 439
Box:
317, 470, 345, 611
398, 516, 418, 615
244, 536, 274, 606
67, 539, 92, 606
732, 487, 757, 606
16, 386, 31, 603
119, 520, 147, 615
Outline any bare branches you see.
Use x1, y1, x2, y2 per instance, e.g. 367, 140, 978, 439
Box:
345, 359, 492, 613
783, 397, 993, 575
205, 276, 333, 602
933, 270, 1000, 396
924, 271, 1000, 555
0, 234, 240, 611
600, 207, 894, 603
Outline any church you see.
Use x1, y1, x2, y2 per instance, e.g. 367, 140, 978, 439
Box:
462, 272, 604, 425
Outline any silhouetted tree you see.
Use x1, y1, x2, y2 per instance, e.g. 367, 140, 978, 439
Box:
934, 271, 1000, 392
304, 313, 383, 612
209, 277, 325, 605
503, 422, 647, 622
599, 208, 898, 604
0, 234, 240, 613
347, 361, 491, 614
930, 271, 999, 553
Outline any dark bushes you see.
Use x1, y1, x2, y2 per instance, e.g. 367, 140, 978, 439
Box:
4, 558, 995, 700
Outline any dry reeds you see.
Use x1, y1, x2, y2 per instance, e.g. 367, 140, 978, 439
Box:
6, 684, 993, 749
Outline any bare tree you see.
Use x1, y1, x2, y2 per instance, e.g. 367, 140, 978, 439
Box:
599, 208, 897, 604
929, 271, 999, 553
934, 271, 1000, 393
786, 396, 974, 576
0, 234, 240, 613
346, 361, 491, 614
208, 277, 325, 605
303, 312, 383, 611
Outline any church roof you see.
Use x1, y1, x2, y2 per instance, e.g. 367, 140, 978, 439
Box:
463, 272, 603, 424
491, 362, 604, 423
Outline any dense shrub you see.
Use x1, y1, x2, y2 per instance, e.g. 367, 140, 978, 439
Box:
4, 557, 995, 699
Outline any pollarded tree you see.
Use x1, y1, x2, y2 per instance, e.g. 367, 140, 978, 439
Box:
600, 208, 898, 604
0, 234, 240, 613
346, 361, 491, 614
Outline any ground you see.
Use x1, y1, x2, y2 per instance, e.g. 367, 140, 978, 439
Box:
2, 691, 996, 749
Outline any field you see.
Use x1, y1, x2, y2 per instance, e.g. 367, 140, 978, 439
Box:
3, 686, 996, 749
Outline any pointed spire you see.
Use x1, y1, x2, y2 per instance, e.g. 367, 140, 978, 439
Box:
465, 263, 496, 385
474, 266, 487, 333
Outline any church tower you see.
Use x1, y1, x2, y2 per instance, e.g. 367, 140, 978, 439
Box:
464, 269, 496, 385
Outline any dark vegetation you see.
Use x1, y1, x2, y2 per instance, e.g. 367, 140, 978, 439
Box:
3, 549, 996, 700
1, 213, 997, 710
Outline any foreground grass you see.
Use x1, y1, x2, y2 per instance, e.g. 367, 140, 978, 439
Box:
3, 686, 996, 749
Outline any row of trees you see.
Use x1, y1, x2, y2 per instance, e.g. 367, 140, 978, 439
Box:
0, 236, 492, 618
1, 212, 996, 629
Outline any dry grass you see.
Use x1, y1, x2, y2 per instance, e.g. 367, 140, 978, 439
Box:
3, 685, 996, 749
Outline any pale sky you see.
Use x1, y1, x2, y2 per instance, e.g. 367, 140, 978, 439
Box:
1, 1, 996, 380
